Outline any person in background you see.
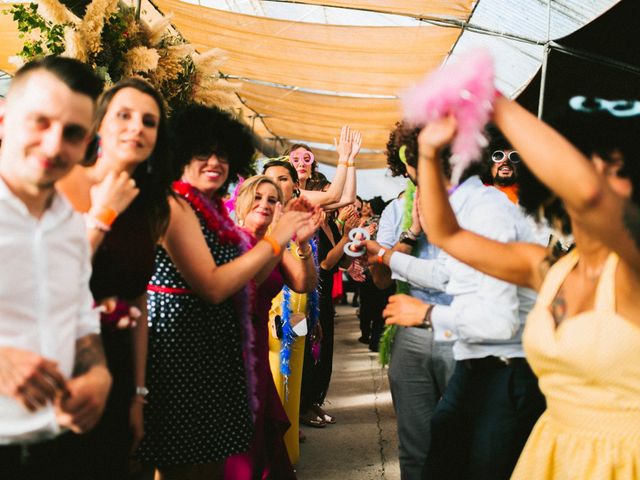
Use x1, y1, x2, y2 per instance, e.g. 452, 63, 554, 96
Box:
226, 175, 319, 479
262, 158, 318, 457
57, 77, 172, 479
300, 178, 358, 428
287, 126, 359, 209
364, 121, 455, 479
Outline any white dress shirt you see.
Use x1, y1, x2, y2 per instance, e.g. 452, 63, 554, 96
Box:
377, 196, 453, 308
0, 179, 99, 444
388, 176, 540, 360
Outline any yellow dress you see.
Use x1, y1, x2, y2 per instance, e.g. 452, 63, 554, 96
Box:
268, 281, 307, 465
513, 250, 640, 479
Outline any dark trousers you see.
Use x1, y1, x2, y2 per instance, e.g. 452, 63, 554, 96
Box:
0, 434, 77, 480
424, 357, 545, 480
359, 277, 394, 351
300, 303, 335, 412
57, 328, 134, 480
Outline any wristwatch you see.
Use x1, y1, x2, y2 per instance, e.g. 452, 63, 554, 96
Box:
135, 386, 149, 398
399, 231, 418, 247
420, 304, 434, 331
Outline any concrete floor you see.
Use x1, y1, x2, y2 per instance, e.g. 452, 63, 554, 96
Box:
295, 304, 400, 480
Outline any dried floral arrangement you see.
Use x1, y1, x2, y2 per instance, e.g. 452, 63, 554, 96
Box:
5, 0, 240, 112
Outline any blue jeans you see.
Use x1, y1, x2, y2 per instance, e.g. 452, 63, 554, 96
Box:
424, 358, 545, 480
388, 327, 455, 480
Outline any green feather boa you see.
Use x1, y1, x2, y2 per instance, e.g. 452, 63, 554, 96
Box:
379, 180, 415, 366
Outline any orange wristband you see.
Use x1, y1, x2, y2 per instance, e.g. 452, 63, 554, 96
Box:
91, 206, 118, 227
376, 247, 387, 264
263, 235, 281, 256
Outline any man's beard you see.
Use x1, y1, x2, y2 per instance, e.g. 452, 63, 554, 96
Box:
493, 173, 517, 186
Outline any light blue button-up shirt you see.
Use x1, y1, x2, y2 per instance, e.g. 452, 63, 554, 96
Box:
388, 177, 541, 360
377, 197, 453, 309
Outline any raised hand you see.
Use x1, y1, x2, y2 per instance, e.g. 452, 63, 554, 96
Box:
417, 114, 458, 159
335, 125, 353, 160
349, 129, 362, 163
89, 171, 139, 217
0, 347, 67, 411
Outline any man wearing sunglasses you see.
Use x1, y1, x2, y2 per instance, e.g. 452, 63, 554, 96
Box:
481, 127, 522, 204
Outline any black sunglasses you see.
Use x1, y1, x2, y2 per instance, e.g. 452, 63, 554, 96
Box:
492, 150, 521, 164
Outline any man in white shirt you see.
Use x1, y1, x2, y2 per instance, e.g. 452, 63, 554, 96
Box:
0, 56, 111, 479
368, 123, 454, 479
370, 129, 545, 479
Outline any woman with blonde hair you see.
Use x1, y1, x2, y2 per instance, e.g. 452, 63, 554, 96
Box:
225, 175, 319, 479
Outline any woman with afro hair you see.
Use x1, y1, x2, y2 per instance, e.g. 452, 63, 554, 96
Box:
137, 105, 313, 480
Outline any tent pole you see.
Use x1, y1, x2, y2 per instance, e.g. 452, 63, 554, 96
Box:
537, 0, 552, 119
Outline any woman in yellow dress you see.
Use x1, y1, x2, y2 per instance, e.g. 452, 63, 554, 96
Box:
382, 94, 640, 478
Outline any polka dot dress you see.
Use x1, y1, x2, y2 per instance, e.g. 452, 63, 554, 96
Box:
137, 209, 253, 468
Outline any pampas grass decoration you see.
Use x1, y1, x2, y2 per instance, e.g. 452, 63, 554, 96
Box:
146, 14, 175, 46
191, 80, 240, 111
38, 0, 80, 26
123, 46, 160, 76
62, 27, 88, 63
78, 0, 118, 56
192, 48, 227, 72
153, 45, 191, 86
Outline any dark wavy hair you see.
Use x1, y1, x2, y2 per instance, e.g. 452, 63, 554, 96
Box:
285, 143, 318, 177
262, 158, 299, 184
386, 120, 453, 180
518, 99, 640, 234
87, 77, 171, 240
170, 104, 255, 196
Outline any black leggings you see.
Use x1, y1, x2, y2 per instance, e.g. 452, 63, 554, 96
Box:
300, 303, 335, 412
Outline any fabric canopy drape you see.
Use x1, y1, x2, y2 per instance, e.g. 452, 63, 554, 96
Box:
154, 0, 461, 95
266, 0, 475, 19
151, 0, 467, 166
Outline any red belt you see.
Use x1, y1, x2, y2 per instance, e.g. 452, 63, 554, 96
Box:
147, 284, 195, 295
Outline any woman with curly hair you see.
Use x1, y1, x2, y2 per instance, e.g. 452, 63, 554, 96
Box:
384, 95, 640, 479
57, 77, 172, 479
225, 175, 319, 479
137, 105, 313, 480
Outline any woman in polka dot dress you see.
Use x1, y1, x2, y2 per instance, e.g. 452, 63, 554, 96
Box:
136, 105, 313, 480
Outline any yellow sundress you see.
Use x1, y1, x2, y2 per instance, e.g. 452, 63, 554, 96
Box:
513, 250, 640, 479
268, 269, 307, 465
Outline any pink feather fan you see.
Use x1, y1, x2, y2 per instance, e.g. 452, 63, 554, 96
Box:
402, 49, 497, 183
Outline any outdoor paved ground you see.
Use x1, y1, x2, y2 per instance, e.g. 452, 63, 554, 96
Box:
295, 303, 400, 480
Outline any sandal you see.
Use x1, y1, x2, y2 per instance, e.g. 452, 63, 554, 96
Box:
312, 403, 336, 424
300, 411, 327, 428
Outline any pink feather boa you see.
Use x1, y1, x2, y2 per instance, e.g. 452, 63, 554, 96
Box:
402, 49, 497, 183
